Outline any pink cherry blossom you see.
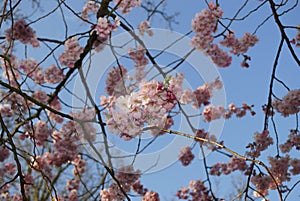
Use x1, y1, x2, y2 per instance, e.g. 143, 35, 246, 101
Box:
290, 158, 300, 175
105, 65, 128, 96
128, 46, 149, 82
114, 0, 142, 14
219, 32, 259, 55
100, 165, 141, 201
246, 130, 273, 158
176, 179, 213, 200
71, 108, 97, 141
0, 54, 20, 82
81, 1, 100, 19
93, 17, 120, 52
0, 146, 10, 162
202, 104, 226, 122
5, 19, 39, 47
138, 20, 153, 36
178, 146, 195, 166
59, 37, 83, 68
268, 155, 290, 184
142, 190, 160, 201
272, 89, 300, 117
251, 174, 272, 197
44, 64, 65, 84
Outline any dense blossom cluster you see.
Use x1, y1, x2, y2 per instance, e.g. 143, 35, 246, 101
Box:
210, 157, 248, 176
142, 191, 160, 201
194, 129, 220, 150
0, 146, 10, 162
191, 2, 258, 67
250, 154, 296, 198
105, 65, 128, 96
100, 165, 141, 201
81, 1, 100, 19
202, 103, 255, 122
176, 180, 214, 200
178, 146, 195, 166
245, 130, 274, 158
59, 37, 84, 68
65, 155, 87, 201
219, 32, 259, 55
43, 120, 79, 167
268, 155, 290, 184
279, 129, 300, 153
128, 45, 149, 82
22, 120, 53, 146
180, 77, 222, 108
103, 72, 186, 138
251, 174, 273, 197
93, 17, 120, 52
5, 19, 39, 47
138, 20, 153, 36
19, 58, 65, 84
114, 0, 142, 14
0, 54, 20, 83
272, 89, 300, 117
72, 108, 97, 141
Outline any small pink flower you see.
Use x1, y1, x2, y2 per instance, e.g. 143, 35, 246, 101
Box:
178, 146, 195, 166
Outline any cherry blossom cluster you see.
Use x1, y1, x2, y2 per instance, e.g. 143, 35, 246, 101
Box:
0, 54, 21, 84
251, 173, 272, 197
178, 146, 195, 166
103, 73, 183, 138
100, 165, 141, 201
138, 20, 153, 36
105, 65, 128, 96
180, 77, 222, 109
64, 155, 87, 201
190, 2, 232, 67
0, 146, 10, 162
0, 104, 13, 117
272, 89, 300, 117
290, 158, 300, 175
22, 120, 53, 146
279, 129, 300, 153
71, 108, 97, 141
142, 191, 160, 201
209, 157, 248, 176
245, 130, 274, 158
93, 17, 120, 52
176, 180, 214, 200
194, 129, 219, 150
291, 25, 300, 47
191, 3, 258, 67
219, 32, 259, 54
0, 91, 27, 115
48, 97, 64, 124
202, 103, 255, 122
59, 37, 84, 68
128, 45, 149, 82
251, 154, 295, 198
31, 155, 53, 179
81, 1, 100, 19
19, 58, 65, 84
114, 0, 142, 14
5, 19, 39, 47
43, 120, 79, 167
131, 180, 160, 200
268, 155, 290, 184
0, 162, 16, 180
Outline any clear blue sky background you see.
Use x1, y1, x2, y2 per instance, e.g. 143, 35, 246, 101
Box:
6, 0, 300, 200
